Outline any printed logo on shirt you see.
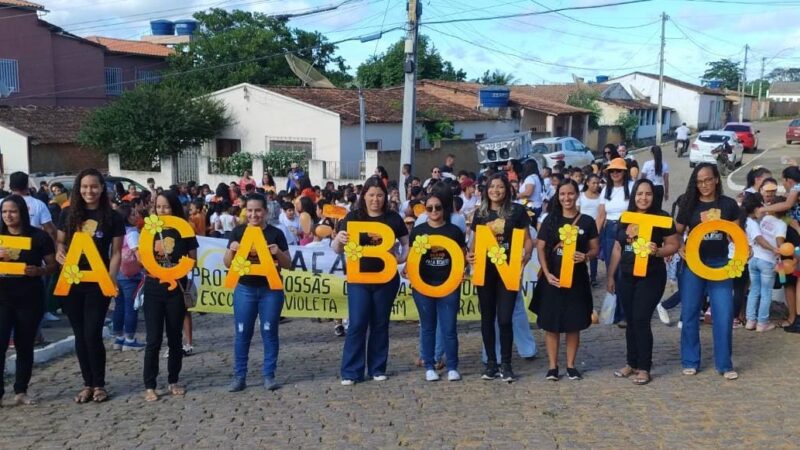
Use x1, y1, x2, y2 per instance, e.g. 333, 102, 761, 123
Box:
81, 219, 99, 236
486, 218, 506, 244
5, 247, 20, 261
367, 232, 383, 246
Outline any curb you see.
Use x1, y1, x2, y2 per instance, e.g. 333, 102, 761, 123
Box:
4, 335, 75, 376
726, 146, 775, 192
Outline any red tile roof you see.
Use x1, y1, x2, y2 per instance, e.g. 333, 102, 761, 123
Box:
419, 80, 590, 115
0, 0, 44, 10
85, 36, 174, 58
526, 83, 671, 110
615, 72, 724, 96
265, 86, 495, 125
0, 106, 93, 144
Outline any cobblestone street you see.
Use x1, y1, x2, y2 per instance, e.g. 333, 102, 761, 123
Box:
3, 288, 800, 449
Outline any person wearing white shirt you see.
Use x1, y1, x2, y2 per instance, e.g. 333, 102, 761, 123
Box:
278, 204, 301, 245
639, 146, 670, 210
459, 179, 479, 219
579, 174, 603, 285
518, 160, 544, 214
745, 206, 786, 331
618, 144, 635, 163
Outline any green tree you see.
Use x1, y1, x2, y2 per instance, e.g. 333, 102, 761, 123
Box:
356, 35, 466, 88
473, 69, 517, 85
701, 59, 741, 90
615, 113, 639, 144
78, 85, 230, 170
165, 8, 351, 93
767, 67, 800, 82
566, 89, 602, 129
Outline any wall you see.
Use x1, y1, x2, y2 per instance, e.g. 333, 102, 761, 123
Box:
585, 126, 624, 152
770, 101, 800, 117
29, 144, 106, 173
51, 34, 106, 106
108, 153, 172, 188
519, 109, 548, 134
767, 94, 800, 102
0, 126, 29, 173
0, 9, 57, 106
104, 54, 168, 94
377, 139, 480, 182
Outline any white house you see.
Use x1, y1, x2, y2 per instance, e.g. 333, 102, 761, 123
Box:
609, 72, 727, 130
768, 82, 800, 102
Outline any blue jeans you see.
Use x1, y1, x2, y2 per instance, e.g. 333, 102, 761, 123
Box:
601, 221, 625, 322
746, 258, 775, 324
418, 319, 444, 363
341, 276, 400, 381
113, 277, 141, 336
232, 284, 285, 379
482, 291, 537, 363
680, 258, 734, 373
413, 290, 459, 371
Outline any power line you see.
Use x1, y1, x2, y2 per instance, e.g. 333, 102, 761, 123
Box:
670, 19, 742, 59
679, 0, 800, 4
528, 0, 659, 29
371, 0, 393, 56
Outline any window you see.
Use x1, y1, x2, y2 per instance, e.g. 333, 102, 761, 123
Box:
136, 69, 161, 86
105, 67, 122, 96
269, 139, 312, 158
562, 139, 575, 151
474, 133, 486, 140
365, 140, 381, 150
0, 58, 19, 93
216, 138, 241, 158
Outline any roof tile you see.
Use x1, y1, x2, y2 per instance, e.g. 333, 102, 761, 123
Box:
769, 82, 800, 95
0, 106, 93, 144
85, 36, 174, 58
0, 0, 44, 10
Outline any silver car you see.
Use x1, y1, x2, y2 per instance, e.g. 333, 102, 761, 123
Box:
531, 137, 595, 169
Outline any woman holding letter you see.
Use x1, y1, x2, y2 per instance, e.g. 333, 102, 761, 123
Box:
333, 176, 409, 385
533, 179, 599, 382
606, 179, 679, 385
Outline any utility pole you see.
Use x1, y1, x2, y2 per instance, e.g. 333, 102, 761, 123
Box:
399, 0, 420, 204
739, 44, 749, 122
655, 12, 667, 145
758, 56, 766, 119
359, 87, 366, 178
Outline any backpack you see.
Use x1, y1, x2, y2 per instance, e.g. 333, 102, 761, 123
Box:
120, 230, 142, 278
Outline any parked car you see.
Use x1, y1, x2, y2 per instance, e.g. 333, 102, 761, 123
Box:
47, 175, 148, 199
787, 118, 800, 145
723, 122, 759, 152
530, 137, 595, 169
689, 130, 744, 168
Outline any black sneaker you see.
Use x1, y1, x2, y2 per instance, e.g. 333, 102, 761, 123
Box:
545, 367, 559, 381
499, 363, 515, 382
334, 324, 345, 336
481, 362, 499, 380
566, 367, 582, 380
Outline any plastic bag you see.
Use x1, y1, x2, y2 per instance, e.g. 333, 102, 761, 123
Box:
599, 292, 617, 325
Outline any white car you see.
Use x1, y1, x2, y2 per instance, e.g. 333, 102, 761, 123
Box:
689, 130, 744, 168
530, 137, 595, 169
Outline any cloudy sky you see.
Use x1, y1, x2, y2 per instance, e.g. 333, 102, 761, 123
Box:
37, 0, 800, 85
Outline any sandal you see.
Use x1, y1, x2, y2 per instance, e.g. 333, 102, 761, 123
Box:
168, 384, 186, 396
144, 389, 159, 402
633, 371, 651, 385
14, 393, 37, 406
92, 387, 109, 403
778, 320, 792, 328
613, 366, 636, 378
74, 387, 93, 404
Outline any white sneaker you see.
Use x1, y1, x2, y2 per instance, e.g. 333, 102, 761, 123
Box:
677, 321, 683, 329
656, 303, 670, 325
43, 312, 60, 322
447, 370, 461, 381
162, 348, 170, 358
372, 375, 388, 381
425, 370, 440, 381
340, 379, 355, 386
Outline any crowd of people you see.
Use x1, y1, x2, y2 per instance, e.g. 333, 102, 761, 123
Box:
1, 143, 799, 405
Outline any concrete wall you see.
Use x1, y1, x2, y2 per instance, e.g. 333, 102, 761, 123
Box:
51, 34, 106, 107
376, 139, 480, 183
0, 126, 29, 173
768, 94, 800, 102
108, 153, 173, 188
520, 109, 549, 134
30, 144, 106, 173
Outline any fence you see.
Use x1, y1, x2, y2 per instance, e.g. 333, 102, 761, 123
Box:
769, 101, 800, 118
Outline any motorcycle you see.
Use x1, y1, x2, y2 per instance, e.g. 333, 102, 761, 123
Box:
675, 138, 689, 157
711, 144, 735, 176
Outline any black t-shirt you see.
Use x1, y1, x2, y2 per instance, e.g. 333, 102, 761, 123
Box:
615, 210, 676, 275
539, 214, 598, 274
337, 210, 408, 273
144, 227, 199, 293
227, 224, 289, 287
675, 196, 739, 260
58, 207, 125, 270
0, 227, 54, 300
409, 222, 465, 285
470, 203, 531, 253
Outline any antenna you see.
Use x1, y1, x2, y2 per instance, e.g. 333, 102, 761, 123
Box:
285, 53, 335, 88
0, 80, 11, 98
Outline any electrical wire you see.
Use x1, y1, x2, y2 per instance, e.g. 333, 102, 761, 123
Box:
528, 0, 659, 29
670, 19, 743, 59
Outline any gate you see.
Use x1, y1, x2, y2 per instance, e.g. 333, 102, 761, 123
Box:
175, 148, 200, 184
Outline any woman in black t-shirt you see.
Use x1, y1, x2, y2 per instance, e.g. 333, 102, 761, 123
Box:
675, 163, 741, 380
139, 192, 198, 402
0, 195, 57, 406
606, 180, 679, 385
468, 173, 533, 383
56, 169, 124, 403
333, 176, 409, 385
405, 192, 466, 382
223, 194, 291, 393
533, 180, 599, 382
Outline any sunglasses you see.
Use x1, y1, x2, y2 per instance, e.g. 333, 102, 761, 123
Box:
426, 204, 443, 212
609, 169, 624, 174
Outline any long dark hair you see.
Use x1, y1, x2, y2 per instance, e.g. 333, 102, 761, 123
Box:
583, 173, 601, 192
477, 173, 513, 220
543, 179, 580, 244
355, 176, 389, 219
627, 179, 660, 214
521, 159, 543, 187
651, 145, 663, 176
739, 193, 763, 228
0, 194, 32, 235
215, 183, 229, 200
679, 163, 722, 221
298, 196, 319, 223
746, 167, 772, 190
156, 191, 186, 220
604, 143, 620, 160
603, 165, 631, 201
66, 169, 113, 241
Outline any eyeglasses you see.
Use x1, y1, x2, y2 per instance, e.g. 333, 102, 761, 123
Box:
425, 204, 443, 212
696, 178, 716, 186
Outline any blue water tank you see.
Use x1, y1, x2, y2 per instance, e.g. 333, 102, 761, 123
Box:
150, 20, 175, 36
708, 80, 722, 89
596, 75, 609, 83
174, 19, 198, 36
479, 87, 510, 108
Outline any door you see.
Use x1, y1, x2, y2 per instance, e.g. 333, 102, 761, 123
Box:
175, 147, 200, 184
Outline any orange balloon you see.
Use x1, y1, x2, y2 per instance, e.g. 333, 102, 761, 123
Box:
780, 242, 795, 257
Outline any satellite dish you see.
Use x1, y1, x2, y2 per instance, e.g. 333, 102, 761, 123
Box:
630, 85, 648, 100
572, 74, 584, 85
285, 53, 335, 88
0, 80, 11, 98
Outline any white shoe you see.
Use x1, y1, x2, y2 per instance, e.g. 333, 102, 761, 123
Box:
372, 375, 388, 381
340, 379, 355, 386
43, 312, 60, 322
447, 370, 461, 381
425, 370, 440, 381
677, 321, 683, 329
162, 348, 170, 358
656, 303, 670, 325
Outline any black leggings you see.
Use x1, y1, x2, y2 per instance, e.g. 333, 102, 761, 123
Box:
0, 295, 44, 396
143, 290, 186, 389
653, 185, 665, 212
63, 285, 111, 388
617, 267, 666, 372
477, 264, 517, 365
